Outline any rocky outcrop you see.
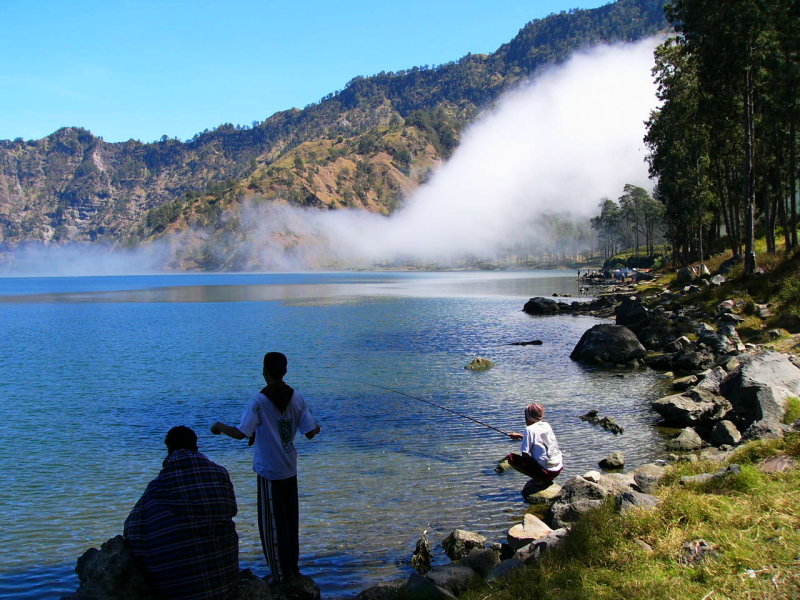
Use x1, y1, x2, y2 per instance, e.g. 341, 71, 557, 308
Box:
62, 536, 278, 600
652, 351, 800, 449
546, 469, 663, 528
522, 297, 559, 315
570, 324, 646, 366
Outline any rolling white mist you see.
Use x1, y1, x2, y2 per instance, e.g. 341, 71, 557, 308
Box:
242, 36, 659, 269
0, 37, 659, 275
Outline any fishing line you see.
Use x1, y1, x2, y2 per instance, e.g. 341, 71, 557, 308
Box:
352, 380, 512, 437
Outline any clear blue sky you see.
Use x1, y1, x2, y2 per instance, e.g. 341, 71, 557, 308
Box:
2, 0, 610, 144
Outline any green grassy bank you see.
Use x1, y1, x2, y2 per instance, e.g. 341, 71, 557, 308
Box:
462, 433, 800, 600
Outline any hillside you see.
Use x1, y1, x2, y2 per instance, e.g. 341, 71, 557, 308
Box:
0, 0, 667, 269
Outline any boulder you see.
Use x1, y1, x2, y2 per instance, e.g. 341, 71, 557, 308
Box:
521, 480, 561, 505
719, 351, 800, 430
676, 267, 696, 285
270, 575, 320, 600
598, 451, 625, 470
355, 582, 404, 600
671, 348, 716, 373
632, 463, 666, 494
486, 559, 524, 582
514, 529, 569, 563
460, 548, 499, 578
651, 389, 731, 428
758, 455, 797, 473
399, 574, 456, 600
672, 375, 699, 391
615, 298, 649, 329
710, 420, 741, 446
67, 536, 156, 600
718, 255, 742, 274
570, 324, 646, 366
616, 491, 661, 512
507, 514, 553, 551
666, 427, 703, 451
681, 464, 742, 485
441, 530, 486, 561
522, 297, 559, 315
425, 565, 479, 596
548, 499, 604, 529
237, 570, 272, 600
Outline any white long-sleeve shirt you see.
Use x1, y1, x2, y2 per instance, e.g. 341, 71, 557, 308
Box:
521, 420, 563, 472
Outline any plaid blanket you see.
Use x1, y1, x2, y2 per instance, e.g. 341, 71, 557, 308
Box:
124, 450, 239, 600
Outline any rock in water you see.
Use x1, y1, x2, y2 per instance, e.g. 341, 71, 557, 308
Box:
465, 357, 495, 371
441, 529, 486, 561
598, 451, 625, 470
570, 324, 646, 366
410, 531, 432, 574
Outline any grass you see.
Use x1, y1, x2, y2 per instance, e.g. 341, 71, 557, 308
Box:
782, 397, 800, 425
460, 434, 800, 600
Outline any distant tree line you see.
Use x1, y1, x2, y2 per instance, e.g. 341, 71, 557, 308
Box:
645, 0, 799, 270
591, 184, 665, 259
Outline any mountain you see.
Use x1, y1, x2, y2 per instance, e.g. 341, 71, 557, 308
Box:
0, 0, 667, 269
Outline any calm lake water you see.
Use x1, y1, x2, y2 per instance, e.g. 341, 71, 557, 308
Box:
0, 271, 671, 599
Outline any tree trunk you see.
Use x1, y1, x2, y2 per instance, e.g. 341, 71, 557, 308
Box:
744, 64, 757, 273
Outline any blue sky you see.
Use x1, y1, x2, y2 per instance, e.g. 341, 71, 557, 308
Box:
2, 0, 610, 144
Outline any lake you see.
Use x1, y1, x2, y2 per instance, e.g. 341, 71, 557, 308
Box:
0, 271, 671, 599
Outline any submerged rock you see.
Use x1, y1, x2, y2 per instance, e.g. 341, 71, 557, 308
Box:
464, 357, 495, 371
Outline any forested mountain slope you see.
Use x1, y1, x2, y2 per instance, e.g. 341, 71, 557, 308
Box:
0, 0, 666, 263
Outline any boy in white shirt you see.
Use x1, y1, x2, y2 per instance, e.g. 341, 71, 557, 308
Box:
212, 352, 320, 584
506, 402, 563, 483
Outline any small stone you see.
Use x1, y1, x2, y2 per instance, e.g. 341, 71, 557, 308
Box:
582, 470, 602, 483
666, 427, 703, 451
680, 539, 719, 564
758, 455, 796, 473
598, 451, 625, 470
672, 375, 699, 390
465, 357, 495, 371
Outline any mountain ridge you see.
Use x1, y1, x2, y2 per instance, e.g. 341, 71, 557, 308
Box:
0, 0, 667, 269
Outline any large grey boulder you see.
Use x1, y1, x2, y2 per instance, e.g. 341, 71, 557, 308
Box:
271, 575, 320, 600
522, 297, 559, 315
570, 324, 646, 365
651, 389, 731, 428
355, 581, 404, 600
719, 351, 800, 429
486, 558, 525, 582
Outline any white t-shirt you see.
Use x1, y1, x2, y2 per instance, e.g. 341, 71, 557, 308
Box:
237, 390, 317, 480
521, 420, 563, 472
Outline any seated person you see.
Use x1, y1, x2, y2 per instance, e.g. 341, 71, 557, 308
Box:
124, 426, 239, 600
506, 403, 563, 483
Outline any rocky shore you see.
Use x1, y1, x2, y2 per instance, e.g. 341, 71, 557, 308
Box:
64, 272, 800, 600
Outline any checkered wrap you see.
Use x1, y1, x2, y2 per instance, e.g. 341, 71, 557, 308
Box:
124, 450, 239, 600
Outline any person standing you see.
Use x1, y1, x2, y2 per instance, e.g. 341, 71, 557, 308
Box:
506, 402, 563, 483
211, 352, 320, 584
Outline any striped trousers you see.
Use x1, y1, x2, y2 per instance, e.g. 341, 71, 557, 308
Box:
256, 475, 300, 583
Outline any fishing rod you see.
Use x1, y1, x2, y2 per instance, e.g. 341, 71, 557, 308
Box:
353, 380, 513, 437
